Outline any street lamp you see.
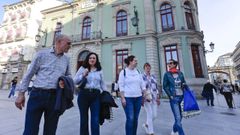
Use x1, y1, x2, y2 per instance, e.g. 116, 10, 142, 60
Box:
131, 6, 139, 35
35, 28, 47, 47
204, 42, 214, 54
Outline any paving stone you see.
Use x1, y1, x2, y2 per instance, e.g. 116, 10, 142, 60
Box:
0, 90, 240, 135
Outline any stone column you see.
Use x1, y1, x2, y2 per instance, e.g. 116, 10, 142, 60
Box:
145, 37, 160, 82
144, 0, 156, 33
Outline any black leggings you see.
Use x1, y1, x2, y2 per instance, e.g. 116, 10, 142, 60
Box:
223, 92, 233, 108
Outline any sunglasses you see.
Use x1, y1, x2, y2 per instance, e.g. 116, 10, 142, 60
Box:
168, 62, 174, 65
67, 42, 71, 45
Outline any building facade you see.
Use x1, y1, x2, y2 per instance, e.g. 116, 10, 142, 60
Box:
231, 41, 240, 83
0, 0, 64, 89
209, 53, 237, 86
26, 0, 208, 95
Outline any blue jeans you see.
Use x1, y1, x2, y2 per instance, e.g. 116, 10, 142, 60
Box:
77, 89, 100, 135
23, 88, 59, 135
8, 85, 16, 98
170, 96, 185, 135
124, 96, 142, 135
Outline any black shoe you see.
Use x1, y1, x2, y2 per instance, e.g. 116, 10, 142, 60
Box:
211, 104, 214, 106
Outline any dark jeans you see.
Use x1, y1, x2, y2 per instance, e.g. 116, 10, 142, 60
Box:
8, 85, 16, 98
170, 96, 185, 135
23, 88, 59, 135
223, 92, 233, 108
206, 94, 214, 106
77, 89, 100, 135
124, 96, 142, 135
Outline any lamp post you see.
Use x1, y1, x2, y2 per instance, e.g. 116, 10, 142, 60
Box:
35, 29, 47, 47
131, 6, 139, 35
204, 42, 215, 54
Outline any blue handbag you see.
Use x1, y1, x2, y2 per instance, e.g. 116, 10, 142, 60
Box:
183, 87, 200, 111
181, 87, 201, 118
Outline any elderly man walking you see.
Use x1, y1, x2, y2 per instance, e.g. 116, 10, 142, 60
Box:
15, 34, 72, 135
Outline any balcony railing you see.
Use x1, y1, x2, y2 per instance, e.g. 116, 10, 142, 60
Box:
71, 31, 102, 43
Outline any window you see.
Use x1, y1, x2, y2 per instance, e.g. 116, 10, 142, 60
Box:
160, 3, 175, 31
164, 45, 179, 70
11, 14, 16, 21
82, 17, 91, 40
191, 45, 203, 78
53, 22, 62, 45
6, 30, 13, 40
116, 49, 128, 80
16, 27, 22, 38
184, 2, 195, 30
77, 50, 90, 71
116, 10, 128, 36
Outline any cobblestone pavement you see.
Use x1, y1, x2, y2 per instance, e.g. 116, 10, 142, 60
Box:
0, 90, 240, 135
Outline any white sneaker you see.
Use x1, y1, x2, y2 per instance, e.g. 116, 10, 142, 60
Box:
142, 123, 149, 134
171, 131, 179, 135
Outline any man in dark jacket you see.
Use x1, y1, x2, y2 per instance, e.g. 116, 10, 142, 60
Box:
202, 80, 217, 106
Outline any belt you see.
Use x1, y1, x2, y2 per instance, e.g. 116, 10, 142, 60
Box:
84, 88, 100, 92
32, 87, 56, 94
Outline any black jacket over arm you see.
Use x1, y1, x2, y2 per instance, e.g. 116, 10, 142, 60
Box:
55, 76, 75, 115
99, 91, 118, 125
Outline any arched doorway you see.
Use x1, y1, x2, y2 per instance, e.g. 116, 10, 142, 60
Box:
77, 50, 90, 71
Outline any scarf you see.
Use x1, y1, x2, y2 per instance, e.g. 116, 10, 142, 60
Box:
169, 68, 178, 73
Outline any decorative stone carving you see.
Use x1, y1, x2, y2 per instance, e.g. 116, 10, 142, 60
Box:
160, 37, 181, 46
188, 37, 202, 45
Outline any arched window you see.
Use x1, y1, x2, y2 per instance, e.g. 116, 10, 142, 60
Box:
82, 17, 91, 40
160, 3, 175, 31
116, 10, 127, 36
184, 2, 195, 30
77, 50, 90, 71
191, 45, 203, 77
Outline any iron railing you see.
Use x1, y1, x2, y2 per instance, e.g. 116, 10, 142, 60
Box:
70, 31, 102, 43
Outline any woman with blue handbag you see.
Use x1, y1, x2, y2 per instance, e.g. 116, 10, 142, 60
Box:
163, 59, 187, 135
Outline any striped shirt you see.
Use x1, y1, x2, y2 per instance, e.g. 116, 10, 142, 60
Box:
74, 66, 107, 92
17, 48, 71, 92
142, 73, 159, 100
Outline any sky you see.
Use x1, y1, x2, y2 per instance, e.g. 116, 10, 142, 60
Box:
0, 0, 239, 66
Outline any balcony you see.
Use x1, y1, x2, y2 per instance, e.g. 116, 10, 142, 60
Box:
70, 31, 102, 43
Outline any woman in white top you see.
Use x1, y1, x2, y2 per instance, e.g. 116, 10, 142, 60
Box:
118, 55, 146, 135
142, 63, 160, 135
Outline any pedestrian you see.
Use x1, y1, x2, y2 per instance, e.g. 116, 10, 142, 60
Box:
74, 52, 107, 135
114, 81, 120, 98
231, 83, 235, 93
111, 80, 119, 98
118, 55, 146, 135
8, 76, 18, 98
163, 59, 188, 135
234, 83, 239, 94
142, 63, 160, 135
220, 79, 234, 109
15, 34, 72, 135
202, 80, 217, 106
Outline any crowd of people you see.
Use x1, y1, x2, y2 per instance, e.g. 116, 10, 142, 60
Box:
202, 78, 239, 109
11, 34, 239, 135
